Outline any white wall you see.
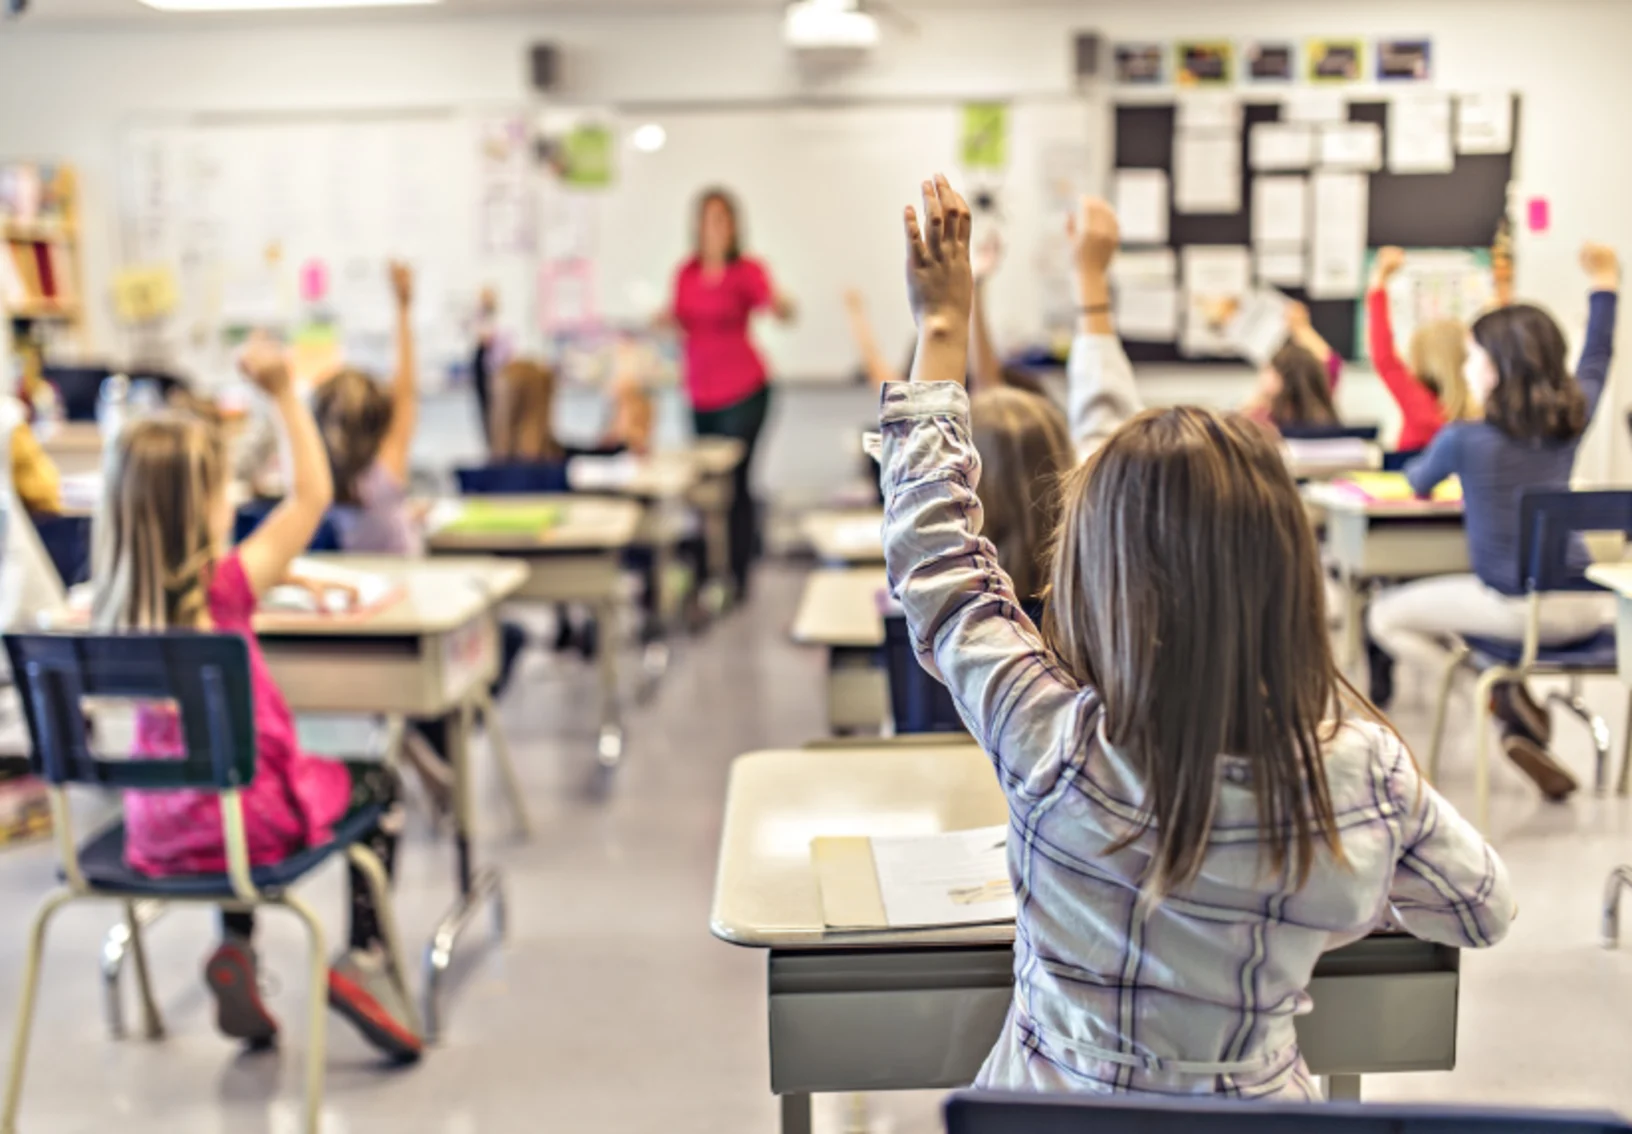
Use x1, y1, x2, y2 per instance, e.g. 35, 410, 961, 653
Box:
2, 0, 1629, 494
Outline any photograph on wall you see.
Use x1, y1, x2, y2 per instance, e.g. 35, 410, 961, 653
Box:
1243, 40, 1295, 83
1175, 41, 1233, 87
1114, 42, 1166, 85
1377, 38, 1432, 82
1306, 39, 1364, 84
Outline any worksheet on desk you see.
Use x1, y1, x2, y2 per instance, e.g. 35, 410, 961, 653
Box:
871, 825, 1016, 928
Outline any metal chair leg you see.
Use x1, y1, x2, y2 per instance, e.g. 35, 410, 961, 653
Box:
1546, 682, 1612, 795
1473, 667, 1512, 834
279, 894, 330, 1134
345, 844, 422, 1038
596, 597, 624, 767
1427, 644, 1471, 784
122, 902, 165, 1041
1619, 687, 1632, 797
477, 691, 531, 840
1602, 866, 1632, 948
2, 890, 75, 1134
101, 899, 165, 1039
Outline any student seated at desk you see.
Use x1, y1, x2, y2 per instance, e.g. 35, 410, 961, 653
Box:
1367, 247, 1481, 453
881, 175, 1509, 1099
1368, 244, 1621, 800
92, 336, 422, 1060
1240, 302, 1342, 433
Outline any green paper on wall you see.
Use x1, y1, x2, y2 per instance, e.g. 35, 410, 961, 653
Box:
961, 103, 1008, 170
561, 124, 615, 189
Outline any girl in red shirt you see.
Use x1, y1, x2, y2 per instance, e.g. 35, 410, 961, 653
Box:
1366, 246, 1480, 452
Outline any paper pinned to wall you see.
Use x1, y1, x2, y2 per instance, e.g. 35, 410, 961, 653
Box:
1250, 123, 1315, 171
1174, 133, 1241, 214
1457, 92, 1514, 155
1113, 168, 1171, 245
1181, 245, 1252, 356
1283, 90, 1347, 124
1256, 247, 1307, 287
1252, 174, 1308, 246
1111, 247, 1178, 285
1318, 122, 1383, 171
1388, 91, 1455, 173
1308, 171, 1369, 299
1115, 284, 1181, 342
1176, 91, 1243, 133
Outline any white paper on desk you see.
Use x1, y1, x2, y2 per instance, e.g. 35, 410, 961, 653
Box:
870, 825, 1015, 929
1174, 133, 1241, 214
1226, 287, 1292, 366
566, 452, 642, 490
1181, 245, 1252, 356
1389, 91, 1454, 173
1113, 169, 1170, 245
1110, 247, 1177, 286
262, 558, 394, 615
1115, 283, 1181, 342
1252, 175, 1307, 246
1319, 122, 1383, 171
1256, 247, 1307, 287
1177, 91, 1242, 133
1308, 171, 1369, 299
1250, 123, 1315, 171
1282, 89, 1347, 124
1457, 92, 1514, 155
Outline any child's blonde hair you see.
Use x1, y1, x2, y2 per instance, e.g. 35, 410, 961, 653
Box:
491, 359, 562, 462
1409, 319, 1477, 422
970, 387, 1073, 602
1045, 406, 1347, 897
312, 368, 393, 506
91, 412, 227, 632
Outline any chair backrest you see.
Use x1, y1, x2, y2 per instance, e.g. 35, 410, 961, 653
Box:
1382, 447, 1424, 472
882, 614, 967, 735
4, 632, 257, 792
42, 364, 113, 422
233, 499, 341, 553
455, 462, 571, 496
1277, 423, 1381, 442
1518, 488, 1632, 593
944, 1091, 1632, 1134
31, 514, 91, 588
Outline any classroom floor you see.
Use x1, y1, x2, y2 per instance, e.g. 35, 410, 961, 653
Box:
1, 563, 1631, 1132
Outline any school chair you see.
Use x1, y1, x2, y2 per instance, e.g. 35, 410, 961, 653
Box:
882, 613, 966, 735
1278, 423, 1381, 443
0, 631, 417, 1134
1425, 489, 1632, 833
30, 513, 90, 588
943, 1090, 1632, 1134
41, 364, 112, 422
1603, 864, 1632, 948
1382, 448, 1424, 472
454, 462, 570, 496
232, 498, 341, 552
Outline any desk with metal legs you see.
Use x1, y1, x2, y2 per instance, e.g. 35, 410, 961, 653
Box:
711, 746, 1462, 1133
791, 568, 888, 734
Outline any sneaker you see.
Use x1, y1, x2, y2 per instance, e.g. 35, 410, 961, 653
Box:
1490, 681, 1552, 747
328, 946, 423, 1063
1502, 733, 1579, 802
204, 936, 279, 1048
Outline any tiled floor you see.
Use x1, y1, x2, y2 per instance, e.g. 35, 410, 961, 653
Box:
1, 563, 1630, 1133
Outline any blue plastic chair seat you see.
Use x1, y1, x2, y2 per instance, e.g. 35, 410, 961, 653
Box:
1463, 627, 1618, 669
70, 804, 384, 898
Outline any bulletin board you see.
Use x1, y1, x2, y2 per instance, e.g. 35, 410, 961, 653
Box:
1112, 94, 1519, 363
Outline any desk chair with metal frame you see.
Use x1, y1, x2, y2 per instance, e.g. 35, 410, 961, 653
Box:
944, 1090, 1632, 1134
0, 632, 418, 1134
1424, 489, 1632, 833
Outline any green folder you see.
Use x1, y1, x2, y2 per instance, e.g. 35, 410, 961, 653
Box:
440, 501, 564, 536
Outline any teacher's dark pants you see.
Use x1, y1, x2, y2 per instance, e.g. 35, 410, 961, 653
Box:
692, 384, 771, 599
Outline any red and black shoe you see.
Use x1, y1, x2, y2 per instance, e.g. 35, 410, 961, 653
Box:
204, 938, 279, 1049
328, 948, 423, 1064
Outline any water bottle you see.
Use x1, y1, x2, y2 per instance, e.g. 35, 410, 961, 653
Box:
97, 373, 130, 443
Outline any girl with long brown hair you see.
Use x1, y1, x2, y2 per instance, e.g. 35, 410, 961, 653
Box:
881, 177, 1510, 1099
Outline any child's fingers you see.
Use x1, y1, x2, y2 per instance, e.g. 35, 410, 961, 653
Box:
920, 179, 945, 260
935, 174, 972, 249
903, 206, 928, 267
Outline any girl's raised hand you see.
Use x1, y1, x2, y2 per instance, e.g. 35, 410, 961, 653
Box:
389, 260, 415, 309
1374, 246, 1407, 283
1065, 196, 1119, 279
1581, 243, 1620, 291
903, 173, 974, 340
238, 333, 292, 399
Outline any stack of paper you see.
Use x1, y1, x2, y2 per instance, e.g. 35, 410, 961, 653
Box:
262, 558, 398, 616
813, 824, 1015, 930
1330, 471, 1462, 504
437, 500, 564, 536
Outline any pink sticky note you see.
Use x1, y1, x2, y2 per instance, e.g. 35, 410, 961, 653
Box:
299, 259, 328, 303
1527, 197, 1550, 234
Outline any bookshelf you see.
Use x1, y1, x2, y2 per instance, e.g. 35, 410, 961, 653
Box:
1, 163, 85, 403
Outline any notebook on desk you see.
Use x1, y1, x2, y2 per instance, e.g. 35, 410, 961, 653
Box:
1329, 471, 1462, 505
432, 499, 565, 536
812, 824, 1016, 931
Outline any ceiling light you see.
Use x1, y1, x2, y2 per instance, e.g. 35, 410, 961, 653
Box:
630, 124, 667, 154
139, 0, 440, 12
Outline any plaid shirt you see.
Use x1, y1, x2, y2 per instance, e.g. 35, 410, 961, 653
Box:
878, 373, 1513, 1099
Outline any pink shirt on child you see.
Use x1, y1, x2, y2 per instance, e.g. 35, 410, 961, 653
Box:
671, 256, 776, 412
123, 552, 353, 876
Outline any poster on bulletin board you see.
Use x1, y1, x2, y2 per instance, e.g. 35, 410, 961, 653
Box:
1243, 40, 1296, 83
1175, 41, 1233, 86
1306, 39, 1364, 84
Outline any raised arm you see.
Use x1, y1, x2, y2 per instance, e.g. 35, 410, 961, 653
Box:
1065, 197, 1141, 460
1368, 248, 1445, 433
968, 233, 1004, 391
1285, 299, 1334, 367
375, 261, 418, 483
842, 289, 904, 388
1404, 425, 1463, 499
235, 337, 334, 596
1577, 243, 1620, 420
883, 174, 1085, 794
1384, 736, 1515, 947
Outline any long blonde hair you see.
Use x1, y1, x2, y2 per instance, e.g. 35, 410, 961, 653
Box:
491, 359, 563, 462
970, 387, 1073, 602
1044, 407, 1346, 897
1409, 319, 1477, 422
312, 368, 393, 506
91, 412, 227, 632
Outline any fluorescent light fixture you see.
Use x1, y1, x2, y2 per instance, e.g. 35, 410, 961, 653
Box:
630, 123, 667, 154
140, 0, 439, 11
784, 0, 879, 49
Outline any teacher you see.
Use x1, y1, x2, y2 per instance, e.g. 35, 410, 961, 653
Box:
668, 187, 794, 604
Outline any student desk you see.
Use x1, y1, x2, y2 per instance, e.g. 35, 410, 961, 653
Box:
426, 495, 642, 767
1587, 563, 1632, 688
803, 509, 885, 565
1303, 485, 1468, 669
34, 421, 102, 477
791, 568, 888, 734
685, 438, 746, 595
711, 745, 1463, 1133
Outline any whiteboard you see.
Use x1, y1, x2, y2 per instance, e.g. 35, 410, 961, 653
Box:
117, 109, 540, 390
585, 98, 1102, 382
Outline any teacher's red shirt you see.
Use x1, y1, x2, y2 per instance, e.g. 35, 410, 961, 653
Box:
672, 256, 774, 411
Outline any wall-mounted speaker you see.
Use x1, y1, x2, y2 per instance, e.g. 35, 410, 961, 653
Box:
530, 43, 560, 94
1073, 32, 1101, 80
